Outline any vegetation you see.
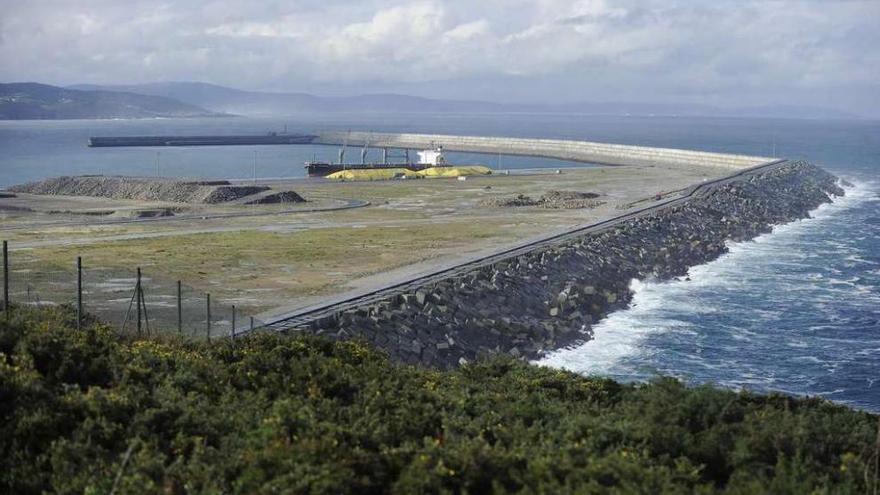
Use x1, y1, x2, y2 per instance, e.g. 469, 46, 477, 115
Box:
2, 307, 878, 494
22, 221, 508, 313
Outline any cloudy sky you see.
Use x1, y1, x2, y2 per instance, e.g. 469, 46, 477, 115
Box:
2, 0, 878, 115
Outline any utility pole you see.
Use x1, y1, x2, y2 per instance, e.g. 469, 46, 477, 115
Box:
2, 241, 8, 319
253, 151, 258, 184
155, 151, 161, 177
119, 267, 149, 336
206, 293, 211, 340
76, 257, 82, 331
231, 305, 236, 340
136, 268, 142, 336
177, 280, 182, 334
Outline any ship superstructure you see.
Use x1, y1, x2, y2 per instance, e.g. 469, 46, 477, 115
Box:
304, 140, 452, 177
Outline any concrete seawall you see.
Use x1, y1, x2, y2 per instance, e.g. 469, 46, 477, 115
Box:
314, 131, 771, 170
266, 161, 842, 368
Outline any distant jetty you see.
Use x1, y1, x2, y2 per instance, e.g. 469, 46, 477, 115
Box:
88, 134, 316, 147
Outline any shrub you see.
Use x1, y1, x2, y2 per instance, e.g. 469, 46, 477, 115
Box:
1, 307, 877, 494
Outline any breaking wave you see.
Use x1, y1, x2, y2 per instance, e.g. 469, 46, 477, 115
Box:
539, 179, 880, 410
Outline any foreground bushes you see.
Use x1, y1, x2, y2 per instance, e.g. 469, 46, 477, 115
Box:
1, 307, 878, 494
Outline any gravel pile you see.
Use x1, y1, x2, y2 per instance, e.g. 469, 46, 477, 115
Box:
480, 194, 536, 208
244, 191, 306, 205
200, 186, 270, 204
538, 190, 604, 209
9, 176, 270, 204
481, 190, 604, 209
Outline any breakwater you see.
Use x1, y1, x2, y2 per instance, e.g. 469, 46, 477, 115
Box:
314, 131, 770, 170
88, 134, 316, 147
268, 160, 843, 368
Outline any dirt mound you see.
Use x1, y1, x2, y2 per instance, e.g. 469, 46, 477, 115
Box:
9, 176, 270, 204
200, 186, 270, 204
538, 190, 604, 209
480, 194, 537, 208
541, 190, 600, 201
480, 190, 604, 209
244, 191, 306, 205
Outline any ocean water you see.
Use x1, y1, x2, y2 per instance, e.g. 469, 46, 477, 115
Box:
1, 114, 878, 410
540, 180, 880, 410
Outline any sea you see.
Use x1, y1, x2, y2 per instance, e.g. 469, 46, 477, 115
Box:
1, 113, 878, 411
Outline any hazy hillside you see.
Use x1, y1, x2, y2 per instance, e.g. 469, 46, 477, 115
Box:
0, 82, 223, 120
70, 81, 860, 119
70, 81, 509, 115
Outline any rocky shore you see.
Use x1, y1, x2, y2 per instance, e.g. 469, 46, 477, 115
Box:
288, 161, 843, 368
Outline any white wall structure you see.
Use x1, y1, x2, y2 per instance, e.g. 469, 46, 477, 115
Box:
314, 132, 771, 170
417, 148, 446, 165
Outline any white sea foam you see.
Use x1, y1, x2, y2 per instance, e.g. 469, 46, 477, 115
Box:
538, 178, 876, 376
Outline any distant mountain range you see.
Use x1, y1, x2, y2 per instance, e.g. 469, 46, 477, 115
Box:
69, 82, 515, 116
0, 81, 860, 120
0, 82, 223, 120
70, 81, 861, 120
67, 81, 858, 120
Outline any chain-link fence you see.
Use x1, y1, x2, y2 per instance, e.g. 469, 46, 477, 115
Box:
1, 240, 266, 339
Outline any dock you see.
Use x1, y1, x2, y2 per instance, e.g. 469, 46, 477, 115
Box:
88, 134, 317, 147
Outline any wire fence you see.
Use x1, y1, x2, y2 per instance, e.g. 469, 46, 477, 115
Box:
0, 240, 265, 339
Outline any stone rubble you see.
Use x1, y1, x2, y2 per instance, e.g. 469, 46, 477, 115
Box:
291, 161, 843, 368
243, 190, 306, 205
480, 190, 604, 209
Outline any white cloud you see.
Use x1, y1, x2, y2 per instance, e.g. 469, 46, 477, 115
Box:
444, 19, 489, 41
0, 0, 877, 113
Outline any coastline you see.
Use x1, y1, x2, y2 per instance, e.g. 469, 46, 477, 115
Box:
538, 176, 880, 410
540, 177, 861, 369
275, 161, 844, 367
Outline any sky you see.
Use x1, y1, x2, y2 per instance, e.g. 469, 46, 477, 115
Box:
1, 0, 878, 116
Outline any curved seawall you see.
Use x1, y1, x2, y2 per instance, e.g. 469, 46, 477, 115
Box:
314, 131, 771, 170
266, 160, 843, 368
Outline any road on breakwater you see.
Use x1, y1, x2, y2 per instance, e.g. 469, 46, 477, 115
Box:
260, 158, 788, 333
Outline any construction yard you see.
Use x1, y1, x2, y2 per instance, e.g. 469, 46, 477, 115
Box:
0, 163, 731, 331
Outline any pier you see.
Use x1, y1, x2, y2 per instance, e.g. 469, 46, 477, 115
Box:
86, 130, 770, 171
313, 131, 770, 170
88, 134, 317, 147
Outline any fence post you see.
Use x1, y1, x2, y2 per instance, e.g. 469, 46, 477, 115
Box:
2, 241, 8, 319
136, 268, 142, 336
177, 280, 182, 334
76, 256, 82, 331
206, 293, 211, 340
231, 305, 236, 340
250, 316, 254, 332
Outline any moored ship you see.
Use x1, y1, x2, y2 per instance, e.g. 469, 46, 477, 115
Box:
305, 145, 454, 177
